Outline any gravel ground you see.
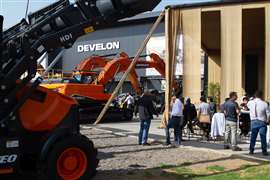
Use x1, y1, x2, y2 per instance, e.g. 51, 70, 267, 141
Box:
3, 126, 230, 180
80, 126, 230, 180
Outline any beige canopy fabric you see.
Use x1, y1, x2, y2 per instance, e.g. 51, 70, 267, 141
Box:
162, 8, 181, 126
182, 9, 202, 104
163, 8, 202, 126
164, 7, 203, 120
265, 5, 270, 101
220, 6, 243, 100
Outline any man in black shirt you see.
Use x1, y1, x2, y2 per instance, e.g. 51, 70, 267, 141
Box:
224, 92, 242, 151
138, 91, 157, 145
183, 98, 197, 133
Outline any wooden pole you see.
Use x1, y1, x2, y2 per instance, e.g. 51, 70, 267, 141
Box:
163, 9, 171, 128
94, 11, 165, 125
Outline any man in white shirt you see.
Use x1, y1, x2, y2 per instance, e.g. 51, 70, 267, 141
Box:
124, 93, 135, 109
171, 97, 184, 117
165, 95, 184, 146
247, 91, 270, 156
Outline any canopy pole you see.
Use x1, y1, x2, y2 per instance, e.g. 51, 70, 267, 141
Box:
94, 11, 165, 125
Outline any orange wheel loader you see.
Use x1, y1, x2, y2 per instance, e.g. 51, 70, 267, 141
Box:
0, 0, 160, 179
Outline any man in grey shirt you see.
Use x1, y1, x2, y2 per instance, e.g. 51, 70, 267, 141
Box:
224, 92, 242, 151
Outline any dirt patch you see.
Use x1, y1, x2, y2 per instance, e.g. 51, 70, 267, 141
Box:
186, 158, 259, 175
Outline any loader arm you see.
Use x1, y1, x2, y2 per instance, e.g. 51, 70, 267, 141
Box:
0, 0, 161, 177
0, 0, 161, 124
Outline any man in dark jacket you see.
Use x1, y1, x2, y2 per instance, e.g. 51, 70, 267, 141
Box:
138, 91, 156, 145
183, 98, 197, 133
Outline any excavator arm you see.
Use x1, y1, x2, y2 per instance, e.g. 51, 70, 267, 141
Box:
128, 69, 142, 95
75, 55, 110, 72
95, 52, 131, 85
94, 52, 175, 95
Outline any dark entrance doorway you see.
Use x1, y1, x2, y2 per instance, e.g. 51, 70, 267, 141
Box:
245, 54, 258, 96
243, 8, 265, 97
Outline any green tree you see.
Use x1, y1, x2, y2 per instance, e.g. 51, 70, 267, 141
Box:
207, 82, 221, 104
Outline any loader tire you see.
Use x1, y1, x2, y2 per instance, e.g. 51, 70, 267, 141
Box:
40, 135, 98, 180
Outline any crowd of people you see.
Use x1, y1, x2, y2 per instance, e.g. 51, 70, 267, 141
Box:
133, 90, 270, 156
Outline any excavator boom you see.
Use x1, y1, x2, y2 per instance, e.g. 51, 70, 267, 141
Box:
95, 52, 171, 95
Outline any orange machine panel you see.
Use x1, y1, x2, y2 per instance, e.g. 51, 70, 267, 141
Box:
19, 85, 77, 132
58, 84, 111, 101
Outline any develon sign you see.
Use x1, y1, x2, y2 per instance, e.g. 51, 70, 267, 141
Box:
77, 41, 120, 53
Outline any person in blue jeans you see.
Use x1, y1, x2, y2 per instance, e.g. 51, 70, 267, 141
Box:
138, 118, 152, 145
138, 91, 157, 145
165, 95, 184, 146
165, 116, 183, 146
247, 91, 270, 156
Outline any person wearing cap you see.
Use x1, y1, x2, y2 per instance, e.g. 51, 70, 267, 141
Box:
247, 91, 270, 156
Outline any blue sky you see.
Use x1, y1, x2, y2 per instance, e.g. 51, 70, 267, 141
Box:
1, 0, 213, 28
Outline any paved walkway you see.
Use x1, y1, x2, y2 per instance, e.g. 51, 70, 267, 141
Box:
94, 118, 270, 162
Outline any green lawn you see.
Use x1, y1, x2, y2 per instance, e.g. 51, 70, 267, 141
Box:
164, 163, 270, 180
104, 162, 270, 180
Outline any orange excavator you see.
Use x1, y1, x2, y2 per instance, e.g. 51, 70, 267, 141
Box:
42, 52, 168, 121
